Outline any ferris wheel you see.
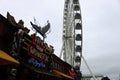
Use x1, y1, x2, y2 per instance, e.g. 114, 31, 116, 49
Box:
60, 0, 83, 72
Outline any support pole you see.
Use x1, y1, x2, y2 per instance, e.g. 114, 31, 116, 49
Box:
82, 55, 98, 80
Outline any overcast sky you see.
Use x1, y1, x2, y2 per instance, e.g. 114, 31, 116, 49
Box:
1, 0, 120, 80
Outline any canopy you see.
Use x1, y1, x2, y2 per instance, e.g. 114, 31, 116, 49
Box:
53, 70, 74, 80
0, 50, 19, 66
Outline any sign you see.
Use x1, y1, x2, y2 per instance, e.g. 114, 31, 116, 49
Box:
31, 33, 51, 53
18, 33, 50, 70
28, 57, 46, 68
28, 45, 49, 63
31, 34, 44, 48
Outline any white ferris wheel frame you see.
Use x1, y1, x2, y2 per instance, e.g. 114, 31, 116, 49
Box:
60, 0, 83, 72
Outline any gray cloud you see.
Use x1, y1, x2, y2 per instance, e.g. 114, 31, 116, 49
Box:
81, 0, 120, 79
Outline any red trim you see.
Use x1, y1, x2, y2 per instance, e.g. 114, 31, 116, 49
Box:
69, 70, 76, 76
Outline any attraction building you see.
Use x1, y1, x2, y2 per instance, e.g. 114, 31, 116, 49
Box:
0, 12, 81, 80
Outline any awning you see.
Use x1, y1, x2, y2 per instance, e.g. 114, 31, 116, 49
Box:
53, 70, 74, 80
0, 50, 19, 66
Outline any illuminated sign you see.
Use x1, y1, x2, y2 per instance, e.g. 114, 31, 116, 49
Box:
28, 58, 46, 68
31, 34, 50, 52
19, 33, 49, 70
31, 34, 44, 47
28, 45, 49, 62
